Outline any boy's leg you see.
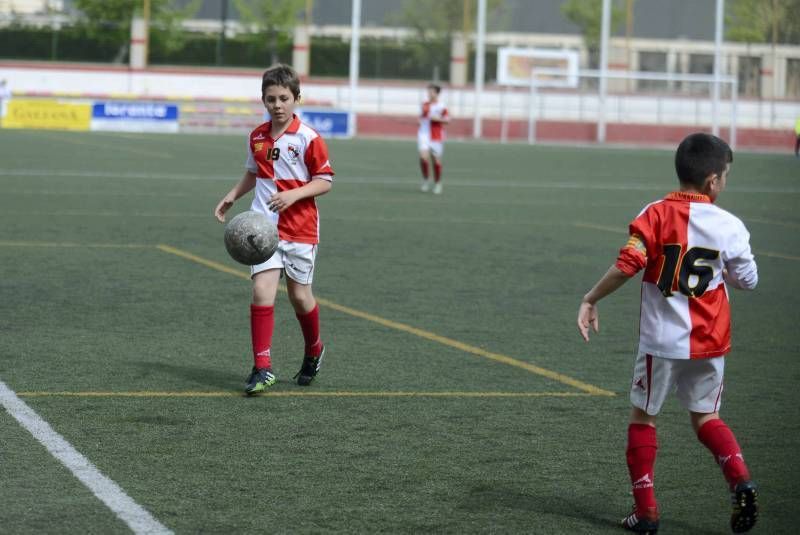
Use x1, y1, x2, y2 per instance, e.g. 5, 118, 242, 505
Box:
419, 151, 430, 179
431, 143, 444, 194
246, 269, 281, 393
287, 279, 323, 358
695, 415, 758, 533
625, 409, 660, 525
622, 353, 676, 531
284, 244, 324, 385
678, 357, 758, 532
694, 415, 751, 488
418, 144, 431, 191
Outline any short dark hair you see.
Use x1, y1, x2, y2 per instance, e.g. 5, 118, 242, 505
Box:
674, 133, 733, 188
261, 64, 300, 100
427, 83, 441, 94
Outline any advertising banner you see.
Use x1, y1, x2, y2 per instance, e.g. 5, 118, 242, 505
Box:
497, 48, 580, 88
91, 101, 179, 133
297, 108, 351, 138
2, 99, 91, 130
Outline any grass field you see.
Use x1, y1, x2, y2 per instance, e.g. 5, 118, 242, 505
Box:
0, 128, 798, 534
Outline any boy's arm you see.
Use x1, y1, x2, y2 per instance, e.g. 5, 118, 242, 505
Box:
214, 170, 257, 222
268, 176, 332, 213
577, 265, 633, 342
723, 222, 758, 290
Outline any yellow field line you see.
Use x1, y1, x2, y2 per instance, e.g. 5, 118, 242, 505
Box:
156, 244, 251, 280
156, 244, 614, 397
756, 251, 800, 261
572, 222, 625, 234
17, 391, 597, 399
0, 240, 151, 248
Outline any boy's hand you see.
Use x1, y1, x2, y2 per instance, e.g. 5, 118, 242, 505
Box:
577, 301, 599, 342
214, 196, 235, 223
268, 190, 298, 212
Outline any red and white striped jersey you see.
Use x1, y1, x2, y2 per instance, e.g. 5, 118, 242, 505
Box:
418, 101, 448, 142
615, 191, 758, 359
245, 115, 333, 244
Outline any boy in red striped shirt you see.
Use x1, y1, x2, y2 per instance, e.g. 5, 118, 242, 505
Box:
577, 133, 759, 534
215, 64, 333, 394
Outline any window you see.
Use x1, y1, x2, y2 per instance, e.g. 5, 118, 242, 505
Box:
738, 56, 761, 98
638, 51, 668, 91
786, 58, 800, 98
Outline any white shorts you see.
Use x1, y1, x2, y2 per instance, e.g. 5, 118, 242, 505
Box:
629, 353, 725, 415
418, 135, 444, 158
251, 240, 317, 285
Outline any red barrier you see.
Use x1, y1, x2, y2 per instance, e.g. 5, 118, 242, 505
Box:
357, 115, 794, 152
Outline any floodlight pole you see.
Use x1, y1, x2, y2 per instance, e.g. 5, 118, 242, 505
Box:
348, 0, 361, 137
712, 0, 724, 137
597, 0, 611, 143
472, 0, 487, 139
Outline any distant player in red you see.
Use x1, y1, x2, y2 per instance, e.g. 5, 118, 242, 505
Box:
214, 64, 333, 394
418, 83, 449, 194
577, 133, 759, 534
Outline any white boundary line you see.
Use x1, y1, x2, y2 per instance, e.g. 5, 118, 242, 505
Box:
0, 379, 173, 535
1, 169, 799, 194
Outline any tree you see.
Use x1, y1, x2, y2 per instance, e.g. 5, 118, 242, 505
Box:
561, 0, 625, 67
232, 0, 305, 66
73, 0, 201, 62
391, 0, 508, 81
727, 0, 800, 44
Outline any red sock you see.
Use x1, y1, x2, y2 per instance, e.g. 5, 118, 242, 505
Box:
419, 158, 429, 179
697, 418, 750, 490
250, 304, 274, 369
433, 161, 442, 182
296, 303, 323, 357
626, 423, 659, 517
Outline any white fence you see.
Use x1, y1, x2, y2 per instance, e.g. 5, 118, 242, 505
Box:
1, 63, 798, 131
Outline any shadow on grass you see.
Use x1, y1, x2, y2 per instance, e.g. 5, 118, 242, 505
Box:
457, 484, 725, 534
134, 361, 242, 391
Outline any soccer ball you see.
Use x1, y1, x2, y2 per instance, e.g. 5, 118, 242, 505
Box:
223, 211, 278, 266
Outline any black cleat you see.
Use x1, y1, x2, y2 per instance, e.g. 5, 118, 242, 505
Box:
294, 346, 324, 386
621, 506, 659, 534
731, 481, 759, 533
244, 367, 276, 395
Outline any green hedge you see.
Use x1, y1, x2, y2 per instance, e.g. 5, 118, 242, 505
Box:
0, 25, 495, 81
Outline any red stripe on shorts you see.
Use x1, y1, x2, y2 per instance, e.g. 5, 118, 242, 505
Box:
645, 354, 653, 413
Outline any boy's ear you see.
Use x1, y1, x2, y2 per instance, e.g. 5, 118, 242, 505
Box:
701, 173, 716, 193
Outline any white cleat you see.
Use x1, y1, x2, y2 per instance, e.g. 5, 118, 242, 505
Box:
433, 182, 443, 195
420, 179, 431, 192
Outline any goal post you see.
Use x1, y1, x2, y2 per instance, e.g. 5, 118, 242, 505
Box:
516, 68, 738, 149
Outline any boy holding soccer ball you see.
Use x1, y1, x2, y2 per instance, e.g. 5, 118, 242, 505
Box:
214, 64, 333, 394
577, 133, 759, 534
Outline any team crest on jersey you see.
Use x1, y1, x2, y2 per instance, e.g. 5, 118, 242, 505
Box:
254, 142, 264, 152
286, 144, 301, 162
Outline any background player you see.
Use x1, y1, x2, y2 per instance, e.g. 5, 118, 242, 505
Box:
418, 83, 449, 194
214, 64, 333, 394
576, 133, 759, 534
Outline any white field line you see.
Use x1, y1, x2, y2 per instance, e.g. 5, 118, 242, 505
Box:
1, 169, 799, 194
0, 379, 173, 535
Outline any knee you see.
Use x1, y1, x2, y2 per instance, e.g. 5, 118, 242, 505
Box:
252, 279, 277, 306
288, 285, 315, 312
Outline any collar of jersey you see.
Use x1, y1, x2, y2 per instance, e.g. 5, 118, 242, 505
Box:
665, 191, 711, 203
263, 114, 301, 140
